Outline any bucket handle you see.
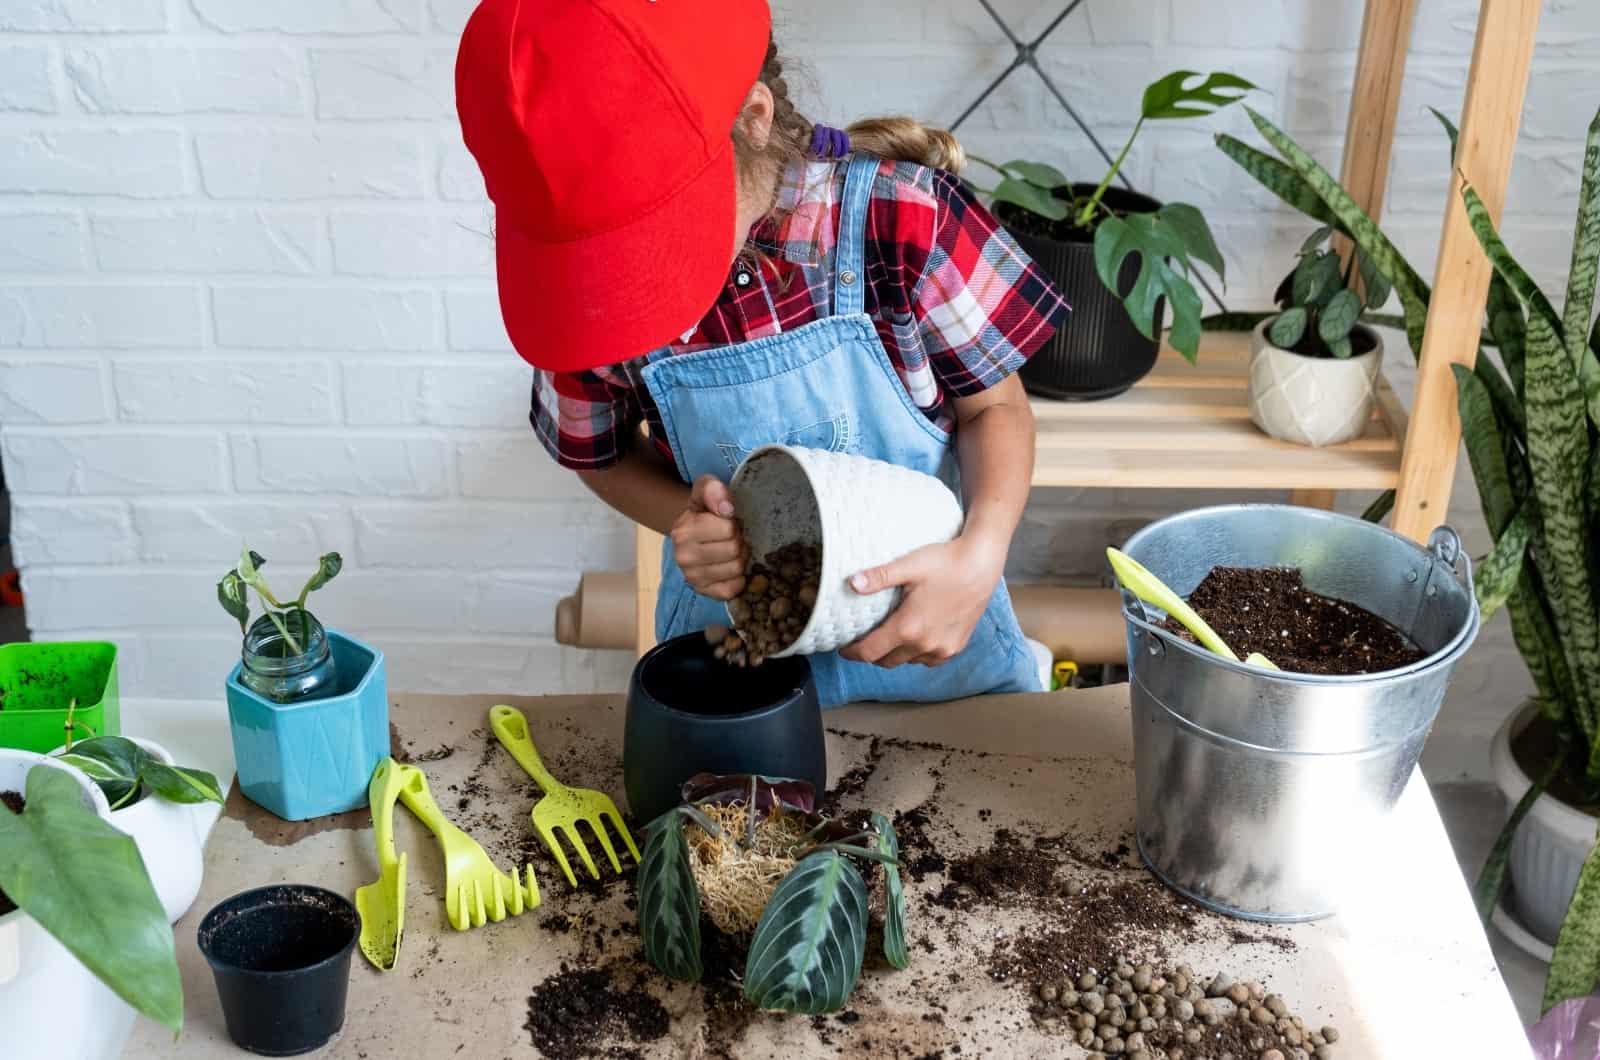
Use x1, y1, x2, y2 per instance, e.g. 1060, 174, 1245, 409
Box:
1427, 525, 1474, 594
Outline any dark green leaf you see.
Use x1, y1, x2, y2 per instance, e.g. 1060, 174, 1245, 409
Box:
1318, 289, 1361, 344
1358, 251, 1393, 310
1141, 70, 1255, 121
744, 851, 869, 1014
1475, 355, 1527, 436
300, 552, 342, 597
1267, 308, 1307, 349
0, 765, 181, 1030
1430, 107, 1460, 160
1292, 252, 1340, 308
1214, 133, 1341, 229
56, 736, 145, 810
217, 571, 249, 633
1473, 747, 1557, 924
141, 763, 224, 805
1361, 490, 1395, 525
1201, 310, 1275, 333
1156, 203, 1225, 283
991, 178, 1068, 221
872, 813, 909, 971
1474, 506, 1534, 620
1546, 829, 1600, 1013
1327, 335, 1353, 360
1561, 108, 1600, 410
1462, 184, 1564, 344
1093, 212, 1207, 361
637, 809, 702, 982
1301, 225, 1334, 253
1487, 274, 1528, 395
1002, 159, 1069, 190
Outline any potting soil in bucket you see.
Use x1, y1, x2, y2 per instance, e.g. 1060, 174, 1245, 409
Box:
1118, 504, 1478, 922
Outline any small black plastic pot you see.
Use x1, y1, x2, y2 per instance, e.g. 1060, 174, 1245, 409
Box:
997, 184, 1168, 401
624, 632, 826, 824
197, 884, 359, 1057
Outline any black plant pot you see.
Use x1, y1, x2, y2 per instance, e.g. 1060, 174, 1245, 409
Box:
624, 632, 826, 824
198, 885, 359, 1057
998, 184, 1168, 401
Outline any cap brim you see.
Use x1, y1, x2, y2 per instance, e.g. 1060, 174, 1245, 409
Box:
493, 144, 737, 373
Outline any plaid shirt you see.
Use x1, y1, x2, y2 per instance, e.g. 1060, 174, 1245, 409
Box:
530, 157, 1069, 471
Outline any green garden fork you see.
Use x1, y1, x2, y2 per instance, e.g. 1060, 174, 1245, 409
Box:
489, 704, 640, 887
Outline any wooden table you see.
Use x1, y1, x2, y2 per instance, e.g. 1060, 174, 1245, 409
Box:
128, 686, 1530, 1059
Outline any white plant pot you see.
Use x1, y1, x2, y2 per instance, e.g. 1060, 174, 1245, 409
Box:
0, 749, 136, 1060
1248, 320, 1382, 447
1491, 701, 1597, 960
729, 445, 965, 657
52, 738, 207, 924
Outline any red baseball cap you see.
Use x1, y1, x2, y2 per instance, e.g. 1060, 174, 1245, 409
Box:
455, 0, 772, 373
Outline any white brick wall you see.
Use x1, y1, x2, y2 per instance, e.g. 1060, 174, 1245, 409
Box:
0, 0, 1586, 779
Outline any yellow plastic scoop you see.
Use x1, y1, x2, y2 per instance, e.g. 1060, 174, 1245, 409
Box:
489, 704, 640, 888
355, 757, 407, 971
1106, 548, 1279, 671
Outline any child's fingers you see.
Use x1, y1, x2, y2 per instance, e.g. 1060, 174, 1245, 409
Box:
688, 475, 735, 517
689, 558, 746, 585
698, 576, 746, 601
675, 533, 744, 567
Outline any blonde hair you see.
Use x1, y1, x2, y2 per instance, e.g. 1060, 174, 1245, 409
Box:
732, 39, 965, 190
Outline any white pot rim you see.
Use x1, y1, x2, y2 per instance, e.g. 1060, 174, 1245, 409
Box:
1491, 700, 1598, 845
1250, 317, 1383, 364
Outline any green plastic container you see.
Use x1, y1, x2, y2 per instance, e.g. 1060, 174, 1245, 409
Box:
0, 642, 120, 753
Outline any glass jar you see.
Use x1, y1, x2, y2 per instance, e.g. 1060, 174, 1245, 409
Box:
239, 611, 339, 704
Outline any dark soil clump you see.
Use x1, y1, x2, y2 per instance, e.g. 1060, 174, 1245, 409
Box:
934, 828, 1062, 906
524, 964, 669, 1059
1168, 566, 1425, 675
0, 790, 21, 915
989, 878, 1201, 984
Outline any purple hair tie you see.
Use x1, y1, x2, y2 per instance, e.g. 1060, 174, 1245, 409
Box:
809, 124, 850, 159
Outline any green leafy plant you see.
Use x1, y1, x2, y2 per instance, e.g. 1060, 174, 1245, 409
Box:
0, 764, 182, 1031
217, 549, 342, 657
55, 734, 223, 812
1262, 226, 1389, 358
1218, 104, 1600, 1012
970, 70, 1254, 362
635, 774, 907, 1014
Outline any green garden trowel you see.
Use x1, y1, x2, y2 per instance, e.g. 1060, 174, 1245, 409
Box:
355, 757, 407, 971
1106, 548, 1279, 671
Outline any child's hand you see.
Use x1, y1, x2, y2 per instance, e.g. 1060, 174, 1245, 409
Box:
839, 535, 1005, 668
670, 475, 749, 601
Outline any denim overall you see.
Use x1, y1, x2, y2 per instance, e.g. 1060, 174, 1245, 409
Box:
640, 156, 1040, 707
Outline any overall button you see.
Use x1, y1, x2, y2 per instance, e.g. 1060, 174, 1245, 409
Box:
735, 271, 752, 287
839, 270, 857, 286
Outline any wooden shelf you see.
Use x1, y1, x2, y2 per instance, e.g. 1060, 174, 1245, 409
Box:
1029, 331, 1408, 492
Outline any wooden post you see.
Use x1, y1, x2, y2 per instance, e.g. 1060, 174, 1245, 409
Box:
1338, 0, 1419, 246
635, 525, 663, 658
1392, 0, 1541, 542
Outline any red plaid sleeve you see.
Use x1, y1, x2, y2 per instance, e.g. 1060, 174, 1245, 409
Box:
529, 365, 640, 470
901, 169, 1069, 396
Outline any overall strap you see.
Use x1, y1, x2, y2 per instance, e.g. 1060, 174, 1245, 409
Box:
832, 156, 878, 317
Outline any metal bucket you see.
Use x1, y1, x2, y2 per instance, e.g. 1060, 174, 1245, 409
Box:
1119, 504, 1479, 922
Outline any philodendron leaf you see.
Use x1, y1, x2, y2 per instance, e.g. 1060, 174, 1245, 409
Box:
1358, 251, 1393, 310
1156, 203, 1225, 283
1327, 335, 1354, 360
1267, 308, 1307, 349
217, 571, 249, 633
0, 766, 181, 1031
1301, 225, 1334, 253
1140, 70, 1255, 121
637, 809, 702, 982
56, 736, 145, 810
1545, 824, 1600, 1013
872, 812, 909, 971
1093, 212, 1207, 362
1474, 506, 1534, 620
1003, 159, 1068, 189
1293, 252, 1340, 307
301, 552, 343, 596
1318, 289, 1361, 344
991, 178, 1068, 222
142, 763, 225, 806
744, 850, 869, 1014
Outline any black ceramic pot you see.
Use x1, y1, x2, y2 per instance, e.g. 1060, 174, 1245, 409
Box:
197, 884, 358, 1057
998, 184, 1168, 401
624, 632, 826, 824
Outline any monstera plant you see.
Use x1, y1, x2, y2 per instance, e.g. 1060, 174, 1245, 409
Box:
636, 774, 907, 1014
1218, 104, 1600, 1011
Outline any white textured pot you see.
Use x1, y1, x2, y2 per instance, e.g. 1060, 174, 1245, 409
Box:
729, 446, 964, 656
0, 749, 136, 1060
1491, 701, 1597, 959
1248, 320, 1382, 447
52, 738, 206, 924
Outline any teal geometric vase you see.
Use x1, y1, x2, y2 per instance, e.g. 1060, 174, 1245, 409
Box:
224, 630, 388, 822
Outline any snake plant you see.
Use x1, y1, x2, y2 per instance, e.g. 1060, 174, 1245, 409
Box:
1218, 105, 1600, 1013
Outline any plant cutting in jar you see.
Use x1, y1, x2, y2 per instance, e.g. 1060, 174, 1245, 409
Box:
967, 70, 1253, 363
636, 774, 907, 1014
217, 549, 342, 658
1217, 102, 1600, 1012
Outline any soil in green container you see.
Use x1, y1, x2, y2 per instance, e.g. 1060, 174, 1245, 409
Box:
1165, 566, 1426, 676
0, 790, 21, 915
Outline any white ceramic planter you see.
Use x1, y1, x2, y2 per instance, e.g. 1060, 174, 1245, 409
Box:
729, 445, 965, 656
0, 749, 136, 1060
1491, 702, 1597, 959
51, 738, 206, 924
1248, 320, 1382, 447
